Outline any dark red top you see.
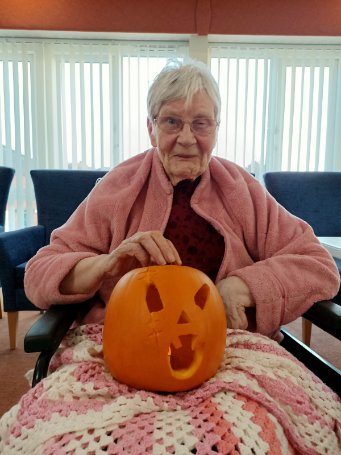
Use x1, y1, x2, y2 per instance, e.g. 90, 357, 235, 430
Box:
164, 178, 225, 281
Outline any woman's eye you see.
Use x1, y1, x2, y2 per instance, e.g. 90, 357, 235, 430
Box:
194, 119, 208, 127
167, 117, 179, 125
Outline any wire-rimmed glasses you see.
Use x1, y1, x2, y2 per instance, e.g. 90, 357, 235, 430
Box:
153, 116, 219, 136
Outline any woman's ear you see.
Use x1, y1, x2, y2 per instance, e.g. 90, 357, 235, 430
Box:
147, 118, 157, 147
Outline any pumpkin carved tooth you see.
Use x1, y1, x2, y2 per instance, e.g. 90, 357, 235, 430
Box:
103, 265, 227, 392
169, 335, 195, 371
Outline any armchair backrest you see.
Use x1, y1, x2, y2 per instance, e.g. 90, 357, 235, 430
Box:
0, 166, 15, 232
263, 171, 341, 236
30, 169, 108, 243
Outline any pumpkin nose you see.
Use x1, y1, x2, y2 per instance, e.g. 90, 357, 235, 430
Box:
171, 310, 197, 347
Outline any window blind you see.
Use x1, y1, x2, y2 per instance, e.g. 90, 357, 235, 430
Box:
210, 43, 341, 177
1, 37, 340, 230
0, 38, 187, 229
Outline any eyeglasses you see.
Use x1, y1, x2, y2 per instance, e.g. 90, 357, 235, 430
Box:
153, 116, 219, 136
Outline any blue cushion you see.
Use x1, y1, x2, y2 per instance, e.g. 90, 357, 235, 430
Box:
31, 169, 107, 244
263, 172, 341, 236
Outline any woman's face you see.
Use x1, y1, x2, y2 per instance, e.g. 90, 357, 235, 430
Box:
148, 91, 217, 186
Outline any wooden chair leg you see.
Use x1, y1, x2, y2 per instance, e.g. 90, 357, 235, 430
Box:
302, 317, 312, 346
7, 311, 18, 350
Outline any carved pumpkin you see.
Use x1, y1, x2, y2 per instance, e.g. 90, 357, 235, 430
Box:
103, 265, 227, 392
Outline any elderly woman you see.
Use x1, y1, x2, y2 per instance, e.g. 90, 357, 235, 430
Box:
24, 59, 339, 338
2, 59, 340, 455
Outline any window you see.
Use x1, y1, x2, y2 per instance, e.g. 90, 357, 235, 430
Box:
210, 43, 341, 176
0, 40, 41, 228
1, 36, 341, 230
0, 38, 187, 229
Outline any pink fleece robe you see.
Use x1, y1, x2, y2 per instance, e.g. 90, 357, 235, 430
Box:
24, 149, 340, 336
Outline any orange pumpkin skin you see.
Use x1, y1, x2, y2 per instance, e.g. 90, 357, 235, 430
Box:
103, 265, 227, 392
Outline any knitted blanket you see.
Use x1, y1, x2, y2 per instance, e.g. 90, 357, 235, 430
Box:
0, 326, 340, 454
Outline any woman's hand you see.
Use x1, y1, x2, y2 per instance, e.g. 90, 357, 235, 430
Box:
216, 276, 255, 330
105, 231, 182, 279
60, 231, 181, 295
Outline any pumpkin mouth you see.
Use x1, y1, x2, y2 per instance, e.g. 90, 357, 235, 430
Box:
168, 334, 198, 373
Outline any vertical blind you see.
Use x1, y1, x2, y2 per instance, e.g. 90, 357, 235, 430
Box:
1, 38, 341, 230
210, 43, 341, 176
0, 39, 187, 229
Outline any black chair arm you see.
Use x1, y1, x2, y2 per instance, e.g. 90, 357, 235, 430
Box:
24, 303, 82, 353
31, 351, 55, 387
24, 302, 89, 386
280, 328, 340, 397
302, 300, 341, 340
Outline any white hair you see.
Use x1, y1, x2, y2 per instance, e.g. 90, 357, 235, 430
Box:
147, 58, 221, 121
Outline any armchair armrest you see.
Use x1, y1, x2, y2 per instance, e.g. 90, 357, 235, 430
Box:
0, 226, 46, 311
24, 301, 94, 386
280, 328, 340, 396
303, 300, 341, 340
0, 225, 45, 269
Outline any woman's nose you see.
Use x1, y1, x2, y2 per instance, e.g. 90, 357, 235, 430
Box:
177, 123, 197, 144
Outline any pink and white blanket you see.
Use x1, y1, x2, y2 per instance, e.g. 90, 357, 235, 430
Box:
0, 325, 340, 454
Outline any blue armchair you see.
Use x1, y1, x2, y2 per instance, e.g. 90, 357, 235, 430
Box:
264, 171, 341, 346
0, 169, 107, 349
22, 171, 341, 395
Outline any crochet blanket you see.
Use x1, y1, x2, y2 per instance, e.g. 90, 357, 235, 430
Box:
0, 326, 340, 454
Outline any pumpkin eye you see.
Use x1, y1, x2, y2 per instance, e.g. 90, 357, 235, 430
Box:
194, 284, 209, 310
146, 283, 164, 312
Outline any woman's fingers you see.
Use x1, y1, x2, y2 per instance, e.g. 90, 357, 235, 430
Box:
227, 303, 246, 329
106, 231, 181, 279
216, 277, 252, 330
137, 232, 171, 264
167, 239, 182, 265
236, 305, 248, 329
123, 231, 181, 266
61, 232, 181, 295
